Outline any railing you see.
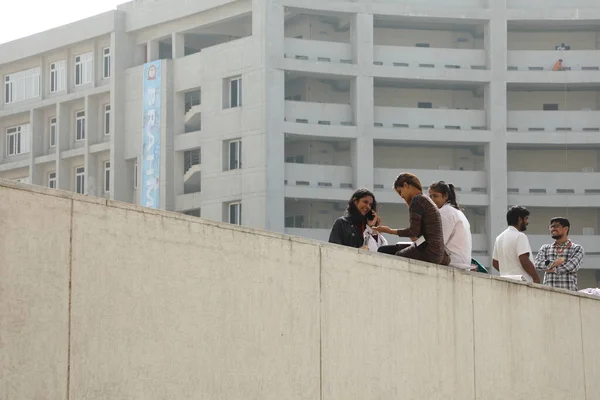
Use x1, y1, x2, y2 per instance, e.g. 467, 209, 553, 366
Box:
184, 150, 201, 175
374, 107, 487, 130
508, 111, 600, 132
508, 171, 600, 195
285, 101, 354, 126
508, 50, 600, 71
185, 99, 201, 114
373, 46, 486, 70
285, 163, 353, 189
284, 38, 353, 64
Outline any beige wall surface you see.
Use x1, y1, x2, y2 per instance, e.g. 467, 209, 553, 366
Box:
1, 179, 600, 400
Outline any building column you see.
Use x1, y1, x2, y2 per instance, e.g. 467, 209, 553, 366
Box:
352, 13, 374, 190
56, 103, 71, 190
257, 0, 285, 232
161, 61, 176, 211
173, 91, 185, 198
485, 4, 508, 253
172, 33, 185, 59
29, 109, 44, 186
110, 19, 136, 203
147, 40, 160, 62
84, 95, 98, 196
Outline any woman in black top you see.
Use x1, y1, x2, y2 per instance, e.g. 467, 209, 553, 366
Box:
328, 189, 377, 248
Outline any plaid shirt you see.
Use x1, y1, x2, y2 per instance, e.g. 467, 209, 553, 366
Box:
534, 240, 584, 291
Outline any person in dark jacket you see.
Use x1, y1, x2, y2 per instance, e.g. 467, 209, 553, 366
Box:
374, 172, 450, 265
328, 189, 377, 248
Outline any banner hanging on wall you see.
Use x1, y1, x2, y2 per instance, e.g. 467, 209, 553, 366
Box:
141, 60, 162, 209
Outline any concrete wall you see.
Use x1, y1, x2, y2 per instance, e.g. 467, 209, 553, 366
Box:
2, 179, 600, 400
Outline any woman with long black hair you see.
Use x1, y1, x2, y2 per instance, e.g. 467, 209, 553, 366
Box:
329, 188, 385, 250
428, 181, 472, 269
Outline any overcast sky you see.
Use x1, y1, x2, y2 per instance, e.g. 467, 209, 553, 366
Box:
1, 1, 126, 44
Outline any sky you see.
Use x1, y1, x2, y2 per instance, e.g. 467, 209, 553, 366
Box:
1, 0, 126, 44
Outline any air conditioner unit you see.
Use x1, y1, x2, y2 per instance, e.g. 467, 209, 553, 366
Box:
583, 227, 595, 235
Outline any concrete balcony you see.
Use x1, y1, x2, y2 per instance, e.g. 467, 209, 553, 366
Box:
507, 0, 596, 8
285, 101, 353, 127
374, 107, 487, 130
508, 171, 600, 207
374, 46, 486, 71
284, 38, 353, 64
374, 168, 488, 206
508, 50, 600, 72
285, 163, 354, 199
508, 111, 600, 132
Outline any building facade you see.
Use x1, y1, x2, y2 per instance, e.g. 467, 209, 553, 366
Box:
2, 0, 600, 285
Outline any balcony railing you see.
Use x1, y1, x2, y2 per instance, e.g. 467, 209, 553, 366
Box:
508, 172, 600, 195
184, 150, 201, 175
374, 46, 486, 70
285, 163, 353, 189
285, 101, 354, 126
508, 111, 600, 132
374, 107, 487, 130
284, 38, 353, 64
508, 50, 600, 71
507, 0, 596, 8
375, 168, 487, 193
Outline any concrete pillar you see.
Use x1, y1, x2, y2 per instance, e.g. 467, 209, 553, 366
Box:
56, 103, 71, 190
172, 33, 185, 59
29, 109, 44, 186
161, 60, 175, 211
351, 13, 374, 190
260, 1, 286, 232
147, 40, 160, 62
110, 18, 137, 202
485, 4, 508, 253
39, 56, 46, 101
84, 95, 98, 196
173, 92, 185, 197
92, 39, 99, 88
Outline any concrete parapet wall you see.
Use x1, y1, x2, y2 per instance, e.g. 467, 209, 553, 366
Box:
1, 178, 599, 400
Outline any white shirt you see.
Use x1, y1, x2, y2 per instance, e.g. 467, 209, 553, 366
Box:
492, 226, 534, 282
363, 225, 388, 252
439, 204, 472, 269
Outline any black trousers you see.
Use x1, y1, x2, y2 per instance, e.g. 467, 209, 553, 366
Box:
377, 243, 412, 255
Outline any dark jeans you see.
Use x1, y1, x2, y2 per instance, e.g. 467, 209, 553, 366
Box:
378, 243, 450, 265
377, 243, 412, 255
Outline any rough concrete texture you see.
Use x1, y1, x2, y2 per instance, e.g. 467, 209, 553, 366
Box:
1, 178, 599, 400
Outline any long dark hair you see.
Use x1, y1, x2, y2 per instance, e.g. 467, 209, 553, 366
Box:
347, 188, 376, 218
429, 181, 460, 210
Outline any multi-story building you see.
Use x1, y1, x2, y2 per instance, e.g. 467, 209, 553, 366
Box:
2, 0, 600, 286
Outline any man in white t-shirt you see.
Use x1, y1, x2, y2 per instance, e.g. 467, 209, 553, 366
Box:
492, 206, 540, 283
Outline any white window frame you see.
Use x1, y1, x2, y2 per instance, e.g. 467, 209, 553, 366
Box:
49, 60, 66, 93
4, 67, 40, 104
229, 77, 242, 108
228, 202, 242, 225
102, 47, 111, 79
48, 171, 57, 189
104, 104, 111, 135
74, 52, 93, 86
5, 124, 30, 157
75, 110, 85, 141
228, 139, 242, 170
104, 161, 110, 193
75, 166, 85, 194
49, 117, 57, 148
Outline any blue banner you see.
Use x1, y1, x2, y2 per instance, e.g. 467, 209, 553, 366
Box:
141, 61, 162, 208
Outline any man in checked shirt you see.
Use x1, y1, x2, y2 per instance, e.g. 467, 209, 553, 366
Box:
534, 217, 585, 291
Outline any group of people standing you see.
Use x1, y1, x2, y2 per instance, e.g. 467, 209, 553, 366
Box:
329, 172, 585, 291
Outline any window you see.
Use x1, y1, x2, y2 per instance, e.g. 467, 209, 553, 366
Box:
229, 77, 242, 108
76, 111, 85, 141
75, 167, 85, 194
134, 160, 138, 189
102, 47, 111, 79
49, 60, 65, 93
48, 172, 57, 189
285, 215, 305, 228
228, 202, 242, 225
74, 52, 93, 86
104, 104, 111, 135
543, 103, 559, 111
104, 161, 110, 193
4, 67, 40, 104
228, 139, 242, 170
49, 117, 57, 147
418, 102, 432, 109
5, 124, 30, 157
